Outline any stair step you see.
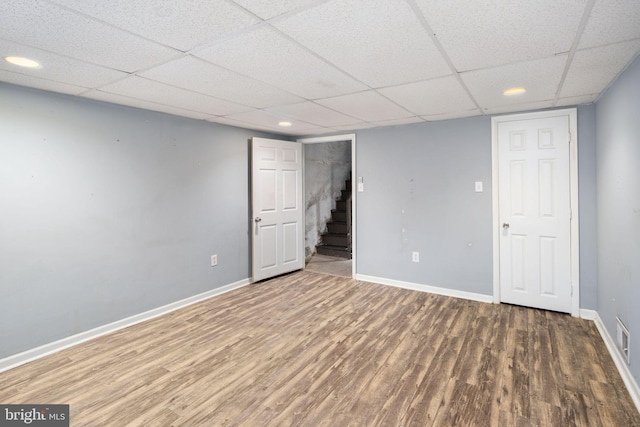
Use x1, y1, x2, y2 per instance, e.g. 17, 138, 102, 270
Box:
316, 244, 351, 259
314, 172, 352, 260
321, 233, 349, 247
332, 209, 347, 221
327, 221, 348, 234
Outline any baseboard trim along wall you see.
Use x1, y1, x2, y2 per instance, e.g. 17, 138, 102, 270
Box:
0, 278, 251, 373
355, 274, 494, 304
579, 308, 598, 321
587, 310, 640, 412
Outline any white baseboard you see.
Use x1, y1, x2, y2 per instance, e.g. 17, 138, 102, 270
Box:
0, 278, 251, 373
591, 312, 640, 412
355, 274, 494, 304
579, 308, 598, 320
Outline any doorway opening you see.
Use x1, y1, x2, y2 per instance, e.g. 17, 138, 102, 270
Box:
299, 134, 356, 278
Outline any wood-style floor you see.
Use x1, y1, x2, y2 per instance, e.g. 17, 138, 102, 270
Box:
1, 271, 639, 426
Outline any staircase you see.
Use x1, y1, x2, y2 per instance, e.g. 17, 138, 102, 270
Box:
316, 175, 352, 259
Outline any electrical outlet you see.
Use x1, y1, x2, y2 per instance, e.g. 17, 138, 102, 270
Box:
412, 251, 419, 263
211, 254, 218, 267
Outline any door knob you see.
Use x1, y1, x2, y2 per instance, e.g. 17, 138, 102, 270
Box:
502, 223, 510, 229
255, 217, 262, 222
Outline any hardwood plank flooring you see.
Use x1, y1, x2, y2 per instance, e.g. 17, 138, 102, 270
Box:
1, 270, 639, 426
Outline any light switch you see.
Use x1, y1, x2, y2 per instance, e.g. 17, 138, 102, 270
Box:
475, 181, 483, 192
357, 176, 364, 192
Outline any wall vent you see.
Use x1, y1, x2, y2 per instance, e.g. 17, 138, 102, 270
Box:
616, 317, 630, 364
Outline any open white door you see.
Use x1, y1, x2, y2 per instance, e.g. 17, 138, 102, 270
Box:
494, 110, 576, 313
251, 137, 304, 282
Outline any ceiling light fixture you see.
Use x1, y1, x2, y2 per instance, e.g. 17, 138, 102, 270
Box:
278, 121, 292, 127
503, 87, 527, 96
4, 56, 41, 68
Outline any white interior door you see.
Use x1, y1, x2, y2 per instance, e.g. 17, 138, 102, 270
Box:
251, 137, 304, 282
497, 113, 573, 313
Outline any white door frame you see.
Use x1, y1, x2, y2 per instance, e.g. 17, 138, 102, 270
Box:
297, 133, 356, 278
491, 109, 580, 316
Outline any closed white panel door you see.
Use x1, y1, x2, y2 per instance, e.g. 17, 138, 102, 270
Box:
251, 137, 304, 282
498, 115, 572, 313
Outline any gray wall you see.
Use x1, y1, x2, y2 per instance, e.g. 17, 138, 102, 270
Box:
354, 110, 599, 303
0, 83, 280, 358
0, 82, 604, 361
595, 55, 640, 382
304, 141, 351, 259
355, 117, 494, 295
577, 104, 598, 310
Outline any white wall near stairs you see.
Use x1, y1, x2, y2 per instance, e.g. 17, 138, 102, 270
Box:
304, 141, 351, 260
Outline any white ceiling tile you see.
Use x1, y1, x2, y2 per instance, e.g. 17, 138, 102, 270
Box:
378, 76, 476, 116
139, 56, 304, 108
232, 0, 321, 20
193, 26, 367, 99
422, 109, 482, 122
369, 116, 425, 128
415, 0, 586, 71
98, 76, 252, 115
579, 0, 640, 49
222, 108, 305, 129
0, 71, 87, 96
210, 116, 329, 136
0, 40, 128, 88
561, 40, 640, 98
484, 100, 556, 116
278, 122, 328, 134
266, 101, 361, 127
207, 116, 279, 133
461, 56, 567, 111
330, 122, 378, 131
273, 0, 451, 88
316, 91, 413, 122
295, 127, 337, 135
1, 0, 636, 126
82, 90, 215, 120
50, 0, 259, 51
217, 109, 329, 134
0, 0, 180, 72
331, 122, 378, 131
555, 94, 597, 107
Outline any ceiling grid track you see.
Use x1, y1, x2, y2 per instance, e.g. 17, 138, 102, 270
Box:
553, 0, 597, 106
1, 0, 638, 134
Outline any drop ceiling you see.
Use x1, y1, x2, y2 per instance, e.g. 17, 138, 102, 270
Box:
1, 0, 639, 136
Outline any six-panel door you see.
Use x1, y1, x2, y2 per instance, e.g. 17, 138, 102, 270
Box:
251, 137, 304, 282
497, 115, 572, 313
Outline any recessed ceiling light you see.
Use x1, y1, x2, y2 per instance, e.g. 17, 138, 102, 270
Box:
278, 121, 292, 127
4, 56, 41, 68
503, 87, 527, 96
